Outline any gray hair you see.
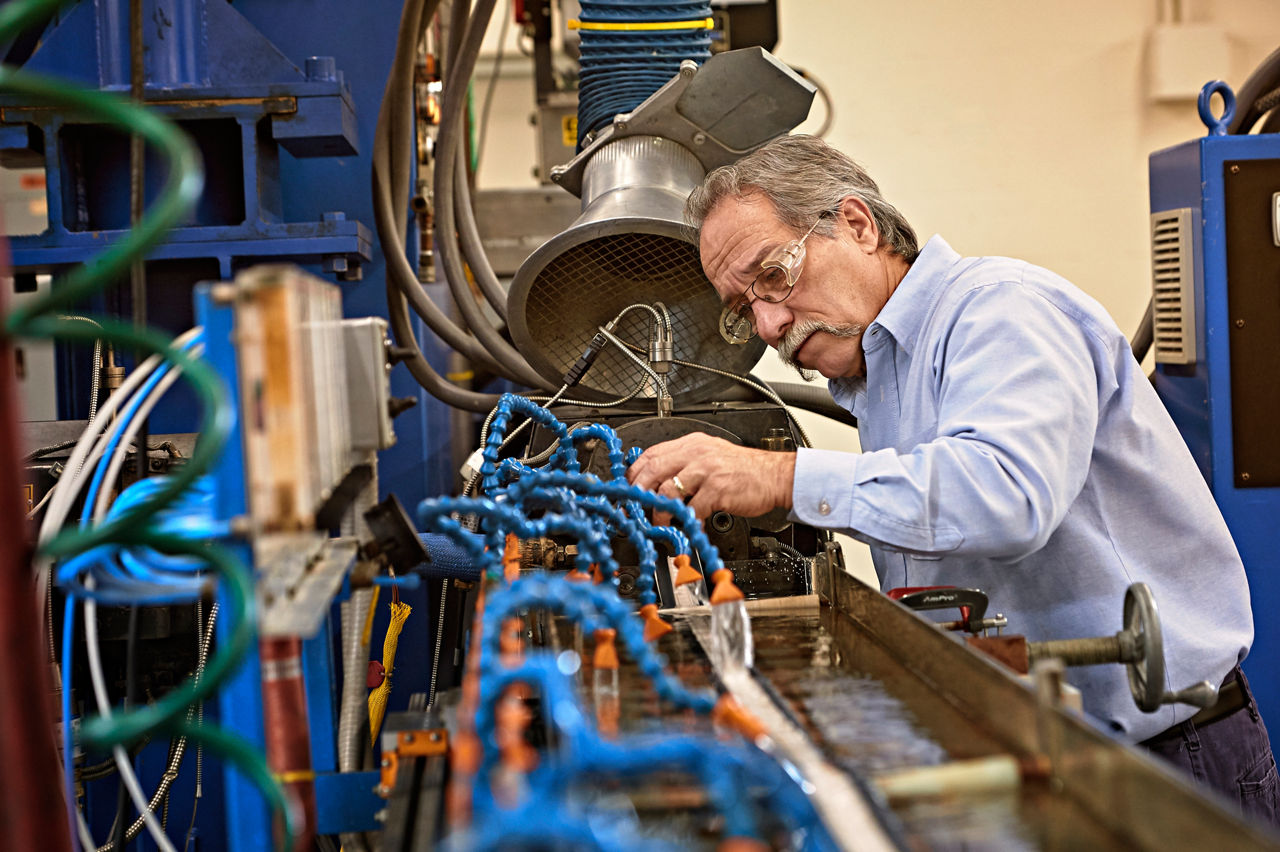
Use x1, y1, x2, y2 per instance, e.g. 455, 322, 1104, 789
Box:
685, 134, 919, 263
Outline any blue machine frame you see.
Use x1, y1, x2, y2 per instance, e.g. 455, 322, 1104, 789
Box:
1150, 87, 1280, 723
196, 283, 382, 849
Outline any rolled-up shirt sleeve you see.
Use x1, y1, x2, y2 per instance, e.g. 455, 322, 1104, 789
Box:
791, 281, 1109, 561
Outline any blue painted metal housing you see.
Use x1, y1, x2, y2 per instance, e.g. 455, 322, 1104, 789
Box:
1149, 129, 1280, 723
1, 0, 370, 281
1, 0, 454, 511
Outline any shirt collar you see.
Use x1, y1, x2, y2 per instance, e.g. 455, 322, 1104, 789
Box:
868, 234, 962, 355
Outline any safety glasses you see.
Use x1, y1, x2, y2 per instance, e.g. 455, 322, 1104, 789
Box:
719, 214, 827, 344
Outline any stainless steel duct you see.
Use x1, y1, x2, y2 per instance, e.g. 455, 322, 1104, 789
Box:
506, 48, 816, 402
507, 135, 762, 401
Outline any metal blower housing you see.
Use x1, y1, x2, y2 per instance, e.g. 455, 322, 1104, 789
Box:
506, 47, 816, 402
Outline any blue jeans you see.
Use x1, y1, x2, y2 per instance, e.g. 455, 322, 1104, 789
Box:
1140, 666, 1279, 828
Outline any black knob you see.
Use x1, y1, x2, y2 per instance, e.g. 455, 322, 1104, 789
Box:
388, 396, 418, 418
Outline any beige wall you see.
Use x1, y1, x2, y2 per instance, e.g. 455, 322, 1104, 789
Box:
473, 1, 1280, 582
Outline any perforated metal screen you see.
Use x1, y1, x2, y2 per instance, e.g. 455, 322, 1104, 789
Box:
514, 230, 764, 401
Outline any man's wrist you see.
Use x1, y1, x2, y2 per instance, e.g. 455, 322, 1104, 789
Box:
775, 451, 797, 510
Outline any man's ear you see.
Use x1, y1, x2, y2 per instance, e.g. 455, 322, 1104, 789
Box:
837, 195, 880, 253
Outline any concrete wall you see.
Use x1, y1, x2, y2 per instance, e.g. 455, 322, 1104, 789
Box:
473, 0, 1280, 583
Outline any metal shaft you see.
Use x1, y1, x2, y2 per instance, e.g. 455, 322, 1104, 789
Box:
1028, 634, 1125, 667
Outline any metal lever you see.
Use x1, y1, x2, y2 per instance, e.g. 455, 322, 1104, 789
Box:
1163, 680, 1219, 710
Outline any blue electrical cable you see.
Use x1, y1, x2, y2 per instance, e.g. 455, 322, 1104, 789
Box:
61, 595, 77, 850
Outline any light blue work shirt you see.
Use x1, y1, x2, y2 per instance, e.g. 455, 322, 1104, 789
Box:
791, 235, 1253, 741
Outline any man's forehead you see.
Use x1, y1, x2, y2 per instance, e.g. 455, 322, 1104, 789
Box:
698, 193, 781, 280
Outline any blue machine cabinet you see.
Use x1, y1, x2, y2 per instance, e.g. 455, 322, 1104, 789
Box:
1150, 85, 1280, 723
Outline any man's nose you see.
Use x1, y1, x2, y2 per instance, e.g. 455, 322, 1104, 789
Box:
753, 299, 792, 346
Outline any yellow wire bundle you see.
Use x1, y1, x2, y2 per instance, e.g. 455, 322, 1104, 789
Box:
368, 600, 412, 745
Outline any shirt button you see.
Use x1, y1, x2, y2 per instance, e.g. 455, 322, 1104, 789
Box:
818, 499, 831, 516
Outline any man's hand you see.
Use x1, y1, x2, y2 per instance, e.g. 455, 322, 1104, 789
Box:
625, 432, 796, 521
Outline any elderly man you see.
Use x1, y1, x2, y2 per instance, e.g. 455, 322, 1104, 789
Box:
626, 134, 1276, 822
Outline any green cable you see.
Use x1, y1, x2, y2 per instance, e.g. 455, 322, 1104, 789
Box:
160, 718, 300, 852
0, 0, 66, 43
79, 538, 251, 748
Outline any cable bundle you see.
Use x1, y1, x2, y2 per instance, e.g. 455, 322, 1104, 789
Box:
0, 1, 295, 847
575, 1, 713, 148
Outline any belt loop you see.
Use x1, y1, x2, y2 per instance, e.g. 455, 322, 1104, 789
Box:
1183, 717, 1202, 752
1235, 666, 1261, 723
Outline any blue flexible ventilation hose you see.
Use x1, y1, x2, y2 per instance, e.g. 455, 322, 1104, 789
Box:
575, 1, 713, 149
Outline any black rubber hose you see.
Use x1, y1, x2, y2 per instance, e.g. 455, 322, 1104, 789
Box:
453, 147, 512, 323
369, 0, 505, 411
711, 377, 858, 429
1259, 101, 1280, 135
371, 0, 511, 376
766, 380, 858, 429
433, 0, 551, 389
1228, 45, 1280, 134
386, 270, 503, 413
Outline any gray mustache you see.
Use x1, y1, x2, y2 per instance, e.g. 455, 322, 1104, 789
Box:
777, 319, 865, 367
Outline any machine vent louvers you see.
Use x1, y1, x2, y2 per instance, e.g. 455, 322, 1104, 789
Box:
1149, 208, 1197, 366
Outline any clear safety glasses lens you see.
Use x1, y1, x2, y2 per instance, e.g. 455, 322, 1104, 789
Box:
719, 295, 756, 344
753, 240, 808, 303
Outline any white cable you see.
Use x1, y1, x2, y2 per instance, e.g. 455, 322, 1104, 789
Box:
84, 581, 178, 852
76, 809, 97, 851
39, 326, 202, 543
91, 350, 199, 520
76, 355, 196, 852
48, 330, 198, 852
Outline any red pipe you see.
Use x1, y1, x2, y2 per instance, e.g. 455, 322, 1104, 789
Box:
260, 637, 317, 850
0, 240, 72, 848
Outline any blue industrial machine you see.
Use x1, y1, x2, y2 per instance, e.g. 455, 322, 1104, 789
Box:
1, 0, 454, 507
1149, 79, 1280, 722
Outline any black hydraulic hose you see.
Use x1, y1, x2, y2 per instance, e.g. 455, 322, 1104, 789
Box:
385, 272, 504, 413
1228, 45, 1280, 134
1130, 297, 1154, 363
432, 0, 551, 390
374, 152, 508, 372
371, 0, 512, 376
765, 380, 858, 429
453, 145, 511, 323
711, 376, 858, 429
1260, 107, 1280, 135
